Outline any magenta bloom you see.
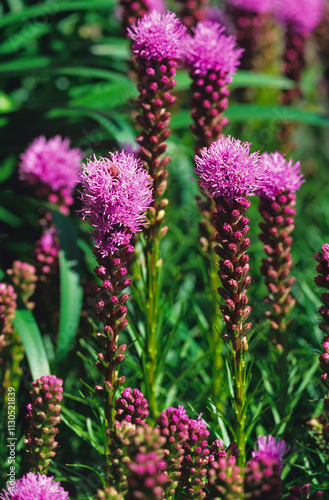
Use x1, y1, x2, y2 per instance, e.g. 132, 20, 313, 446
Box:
0, 472, 69, 500
194, 136, 263, 200
80, 151, 153, 256
252, 435, 288, 463
183, 21, 243, 81
274, 0, 325, 33
114, 388, 149, 426
19, 136, 82, 195
127, 10, 186, 61
257, 152, 304, 200
227, 0, 273, 14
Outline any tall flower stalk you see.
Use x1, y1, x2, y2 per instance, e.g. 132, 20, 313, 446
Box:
183, 21, 243, 405
80, 151, 152, 451
127, 11, 186, 416
194, 136, 265, 470
257, 152, 304, 415
225, 0, 273, 71
314, 244, 329, 429
274, 0, 325, 151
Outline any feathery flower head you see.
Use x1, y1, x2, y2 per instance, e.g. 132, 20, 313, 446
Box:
315, 244, 329, 290
114, 387, 149, 426
274, 0, 325, 33
0, 472, 69, 500
251, 435, 288, 463
128, 10, 187, 61
80, 151, 153, 256
19, 136, 82, 194
257, 151, 304, 199
194, 136, 263, 200
183, 21, 243, 80
227, 0, 273, 14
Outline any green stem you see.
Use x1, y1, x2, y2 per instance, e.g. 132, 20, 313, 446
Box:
210, 251, 224, 407
143, 235, 160, 418
233, 351, 247, 474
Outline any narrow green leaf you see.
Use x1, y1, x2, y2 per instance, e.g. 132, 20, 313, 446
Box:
0, 56, 52, 74
227, 104, 329, 127
232, 70, 296, 89
52, 210, 83, 362
0, 0, 115, 28
13, 307, 50, 380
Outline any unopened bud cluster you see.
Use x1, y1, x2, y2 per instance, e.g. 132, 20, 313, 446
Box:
7, 261, 37, 309
24, 375, 63, 474
115, 388, 149, 426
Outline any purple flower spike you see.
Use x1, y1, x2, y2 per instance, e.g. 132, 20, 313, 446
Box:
128, 10, 186, 61
19, 136, 82, 213
114, 388, 149, 426
257, 152, 302, 341
184, 21, 243, 80
7, 261, 37, 309
80, 151, 153, 257
24, 375, 63, 474
244, 435, 287, 499
194, 136, 263, 200
252, 435, 288, 465
0, 472, 69, 500
208, 456, 243, 499
126, 451, 167, 500
227, 0, 273, 14
157, 406, 190, 497
274, 0, 325, 34
257, 152, 304, 200
181, 415, 210, 499
0, 284, 17, 337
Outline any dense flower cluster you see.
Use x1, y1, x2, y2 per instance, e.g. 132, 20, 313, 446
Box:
0, 472, 69, 500
157, 406, 190, 497
24, 375, 63, 474
126, 451, 167, 499
80, 151, 153, 256
0, 283, 17, 337
184, 21, 243, 80
180, 416, 210, 499
194, 136, 263, 200
257, 152, 304, 199
207, 456, 243, 499
6, 261, 37, 308
114, 388, 149, 426
19, 136, 82, 213
128, 10, 186, 61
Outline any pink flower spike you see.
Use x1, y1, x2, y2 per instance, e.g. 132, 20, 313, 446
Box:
80, 150, 153, 256
257, 151, 304, 200
127, 10, 186, 61
183, 21, 243, 79
194, 136, 264, 200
